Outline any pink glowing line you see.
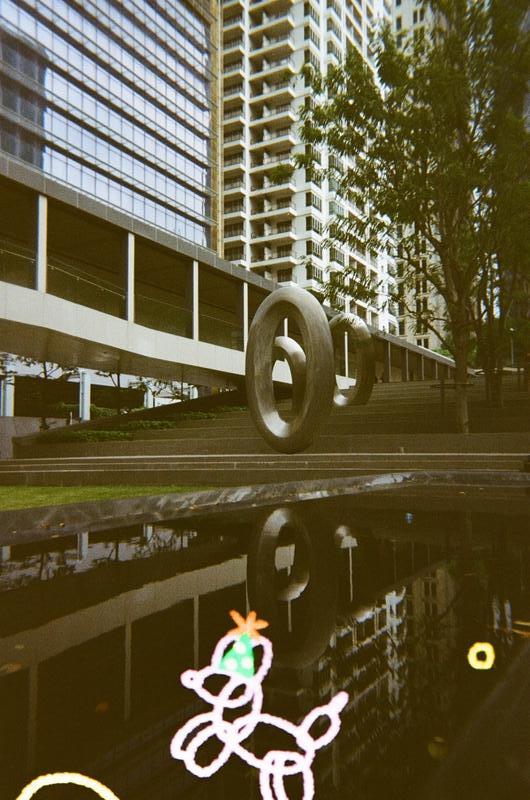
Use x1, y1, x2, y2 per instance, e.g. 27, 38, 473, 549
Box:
170, 631, 349, 800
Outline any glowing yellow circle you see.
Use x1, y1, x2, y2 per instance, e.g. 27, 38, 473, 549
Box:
467, 641, 495, 670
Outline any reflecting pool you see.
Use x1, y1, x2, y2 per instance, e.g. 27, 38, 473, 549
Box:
0, 493, 529, 800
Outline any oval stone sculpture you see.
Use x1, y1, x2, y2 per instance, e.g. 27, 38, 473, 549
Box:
245, 287, 335, 453
329, 312, 375, 407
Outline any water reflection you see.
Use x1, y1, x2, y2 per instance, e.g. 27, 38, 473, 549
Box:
0, 503, 528, 799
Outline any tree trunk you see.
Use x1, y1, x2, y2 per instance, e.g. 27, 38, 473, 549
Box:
454, 339, 470, 434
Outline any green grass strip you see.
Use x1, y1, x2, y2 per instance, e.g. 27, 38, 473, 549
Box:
0, 485, 210, 511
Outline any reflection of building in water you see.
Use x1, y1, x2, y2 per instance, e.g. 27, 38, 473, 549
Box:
0, 524, 248, 798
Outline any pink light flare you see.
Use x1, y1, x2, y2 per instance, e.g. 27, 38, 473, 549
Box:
170, 620, 349, 800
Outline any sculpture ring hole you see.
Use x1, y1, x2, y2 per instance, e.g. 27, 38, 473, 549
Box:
329, 312, 375, 407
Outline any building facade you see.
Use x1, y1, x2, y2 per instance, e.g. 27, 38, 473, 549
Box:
393, 0, 445, 352
221, 0, 399, 334
0, 0, 218, 250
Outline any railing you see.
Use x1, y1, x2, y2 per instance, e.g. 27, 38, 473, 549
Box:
0, 238, 35, 289
224, 14, 243, 25
47, 258, 125, 318
306, 264, 324, 281
135, 287, 192, 337
224, 156, 244, 167
224, 110, 244, 122
224, 131, 244, 143
224, 62, 243, 74
199, 310, 244, 351
224, 180, 245, 190
253, 57, 293, 74
261, 103, 293, 118
224, 85, 244, 97
224, 38, 243, 50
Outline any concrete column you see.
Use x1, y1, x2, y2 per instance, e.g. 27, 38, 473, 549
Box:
242, 281, 249, 350
125, 232, 135, 322
123, 620, 132, 721
192, 260, 199, 341
383, 340, 391, 383
143, 385, 154, 408
0, 545, 11, 561
283, 318, 288, 337
420, 354, 425, 381
193, 595, 199, 669
434, 360, 439, 380
0, 376, 15, 416
78, 369, 91, 421
344, 331, 349, 378
26, 663, 38, 772
401, 348, 409, 381
76, 532, 89, 560
36, 194, 47, 292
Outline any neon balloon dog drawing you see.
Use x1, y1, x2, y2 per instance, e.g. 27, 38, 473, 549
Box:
170, 610, 349, 800
14, 610, 348, 800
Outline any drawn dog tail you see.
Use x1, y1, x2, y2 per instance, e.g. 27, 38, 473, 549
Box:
297, 691, 349, 751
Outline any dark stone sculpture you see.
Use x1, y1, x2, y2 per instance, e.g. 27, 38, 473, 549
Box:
245, 288, 375, 452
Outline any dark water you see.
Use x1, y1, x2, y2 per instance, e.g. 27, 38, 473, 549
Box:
0, 497, 529, 800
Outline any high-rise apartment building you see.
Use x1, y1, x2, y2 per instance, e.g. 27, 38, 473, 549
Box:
221, 0, 399, 334
0, 0, 218, 249
393, 0, 444, 352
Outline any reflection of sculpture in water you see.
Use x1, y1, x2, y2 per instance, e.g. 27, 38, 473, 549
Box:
247, 507, 339, 668
170, 610, 348, 800
245, 287, 375, 453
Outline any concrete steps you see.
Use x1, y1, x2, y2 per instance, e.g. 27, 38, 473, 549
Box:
0, 452, 526, 486
7, 376, 529, 486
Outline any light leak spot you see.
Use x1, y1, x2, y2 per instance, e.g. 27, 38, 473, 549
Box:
467, 641, 495, 670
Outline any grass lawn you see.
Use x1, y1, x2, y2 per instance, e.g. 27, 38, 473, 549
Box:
0, 485, 210, 511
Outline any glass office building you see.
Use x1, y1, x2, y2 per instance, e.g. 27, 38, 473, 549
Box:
0, 0, 216, 247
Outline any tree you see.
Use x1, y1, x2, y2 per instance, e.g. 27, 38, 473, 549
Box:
18, 358, 78, 429
298, 0, 529, 432
474, 0, 530, 404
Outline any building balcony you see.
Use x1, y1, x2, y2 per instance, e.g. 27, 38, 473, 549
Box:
224, 204, 247, 220
250, 128, 297, 152
250, 180, 296, 197
250, 103, 296, 128
224, 229, 246, 244
223, 0, 244, 10
250, 152, 292, 172
223, 38, 245, 55
250, 34, 294, 60
250, 10, 295, 35
250, 226, 296, 244
223, 60, 245, 79
223, 88, 245, 111
223, 107, 246, 130
224, 178, 246, 196
250, 80, 295, 105
250, 252, 297, 269
251, 200, 295, 220
223, 155, 246, 177
223, 13, 245, 33
250, 0, 295, 11
250, 57, 296, 81
223, 133, 245, 154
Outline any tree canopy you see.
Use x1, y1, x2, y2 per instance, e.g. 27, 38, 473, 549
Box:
298, 0, 529, 431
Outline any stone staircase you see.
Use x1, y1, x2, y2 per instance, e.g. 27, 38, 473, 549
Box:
2, 377, 529, 486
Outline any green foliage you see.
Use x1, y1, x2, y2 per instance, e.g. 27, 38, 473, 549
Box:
47, 429, 134, 442
268, 163, 295, 185
298, 0, 529, 427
